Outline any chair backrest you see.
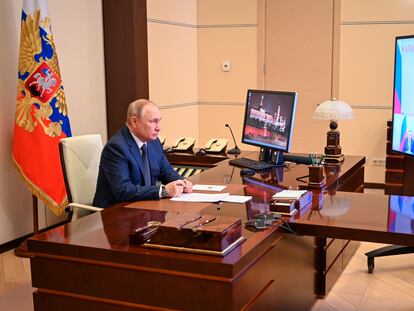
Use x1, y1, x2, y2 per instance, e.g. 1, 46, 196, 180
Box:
59, 134, 103, 218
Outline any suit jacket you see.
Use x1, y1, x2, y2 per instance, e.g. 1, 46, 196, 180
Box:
93, 127, 181, 208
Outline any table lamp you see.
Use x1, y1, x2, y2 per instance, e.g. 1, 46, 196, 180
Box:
313, 99, 354, 163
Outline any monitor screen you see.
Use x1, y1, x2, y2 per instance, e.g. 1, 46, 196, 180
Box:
391, 35, 414, 156
242, 89, 297, 152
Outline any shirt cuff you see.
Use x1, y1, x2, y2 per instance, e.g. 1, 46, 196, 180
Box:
159, 185, 163, 198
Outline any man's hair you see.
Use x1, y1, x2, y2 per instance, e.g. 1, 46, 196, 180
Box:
126, 99, 156, 124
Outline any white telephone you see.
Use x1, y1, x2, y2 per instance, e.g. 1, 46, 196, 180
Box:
204, 138, 228, 153
172, 137, 196, 151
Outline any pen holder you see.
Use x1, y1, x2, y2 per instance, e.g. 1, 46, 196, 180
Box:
311, 190, 324, 210
308, 165, 325, 188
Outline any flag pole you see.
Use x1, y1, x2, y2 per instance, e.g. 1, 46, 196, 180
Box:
14, 195, 39, 257
32, 194, 39, 234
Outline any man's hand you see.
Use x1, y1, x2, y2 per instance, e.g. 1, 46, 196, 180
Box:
182, 179, 193, 193
164, 180, 185, 197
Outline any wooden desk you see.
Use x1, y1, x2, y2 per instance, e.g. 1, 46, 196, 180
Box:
28, 154, 365, 310
288, 191, 414, 296
190, 154, 365, 297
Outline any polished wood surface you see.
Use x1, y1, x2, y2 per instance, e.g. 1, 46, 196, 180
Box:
190, 153, 365, 191
189, 154, 365, 297
28, 205, 287, 310
290, 192, 414, 246
28, 153, 366, 310
165, 149, 229, 168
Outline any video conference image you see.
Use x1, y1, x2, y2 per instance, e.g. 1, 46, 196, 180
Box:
392, 36, 414, 156
388, 195, 414, 233
242, 91, 295, 151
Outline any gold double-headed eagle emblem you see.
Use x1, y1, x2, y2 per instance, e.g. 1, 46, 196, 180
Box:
16, 10, 67, 137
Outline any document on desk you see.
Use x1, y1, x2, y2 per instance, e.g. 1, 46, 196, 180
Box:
221, 195, 252, 203
170, 193, 252, 203
192, 184, 227, 191
171, 193, 230, 202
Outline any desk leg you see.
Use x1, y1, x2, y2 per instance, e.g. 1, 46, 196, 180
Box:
314, 237, 326, 298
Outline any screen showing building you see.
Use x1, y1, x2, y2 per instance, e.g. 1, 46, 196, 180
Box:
242, 89, 297, 152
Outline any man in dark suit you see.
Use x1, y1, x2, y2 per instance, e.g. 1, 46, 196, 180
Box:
402, 130, 414, 155
93, 99, 192, 208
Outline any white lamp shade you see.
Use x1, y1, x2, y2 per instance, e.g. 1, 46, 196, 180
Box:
313, 100, 355, 120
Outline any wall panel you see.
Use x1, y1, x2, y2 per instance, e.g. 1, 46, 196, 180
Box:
264, 0, 337, 155
147, 1, 199, 144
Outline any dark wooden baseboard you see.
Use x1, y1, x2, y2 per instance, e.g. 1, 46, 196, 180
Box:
0, 220, 68, 254
364, 182, 385, 190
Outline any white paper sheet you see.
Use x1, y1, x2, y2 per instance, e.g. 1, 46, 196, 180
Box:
170, 193, 230, 202
221, 195, 252, 203
192, 184, 227, 191
170, 193, 251, 204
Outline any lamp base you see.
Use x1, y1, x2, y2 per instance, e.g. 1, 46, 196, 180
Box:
323, 153, 344, 164
308, 180, 326, 189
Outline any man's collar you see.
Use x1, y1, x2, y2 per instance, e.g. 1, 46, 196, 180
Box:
128, 127, 145, 149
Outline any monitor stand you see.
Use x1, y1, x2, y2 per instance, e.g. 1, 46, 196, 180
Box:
259, 148, 284, 166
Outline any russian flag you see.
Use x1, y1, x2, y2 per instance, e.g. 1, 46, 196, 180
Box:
12, 0, 72, 215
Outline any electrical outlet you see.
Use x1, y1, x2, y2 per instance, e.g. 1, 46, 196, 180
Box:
372, 158, 386, 166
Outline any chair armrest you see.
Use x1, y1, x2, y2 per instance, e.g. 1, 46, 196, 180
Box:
65, 203, 103, 212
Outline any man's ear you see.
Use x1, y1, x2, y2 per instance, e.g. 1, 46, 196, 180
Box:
130, 116, 139, 128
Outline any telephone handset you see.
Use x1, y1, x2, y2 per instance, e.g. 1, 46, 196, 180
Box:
204, 138, 228, 153
172, 137, 196, 151
158, 135, 166, 145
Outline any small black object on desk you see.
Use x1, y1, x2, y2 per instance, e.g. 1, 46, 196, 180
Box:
240, 168, 256, 176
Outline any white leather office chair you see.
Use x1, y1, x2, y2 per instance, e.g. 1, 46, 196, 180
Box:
59, 134, 104, 221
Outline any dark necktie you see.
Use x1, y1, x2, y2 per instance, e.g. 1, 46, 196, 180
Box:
141, 144, 151, 186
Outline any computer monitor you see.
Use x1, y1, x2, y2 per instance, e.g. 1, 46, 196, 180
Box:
242, 89, 298, 164
391, 35, 414, 156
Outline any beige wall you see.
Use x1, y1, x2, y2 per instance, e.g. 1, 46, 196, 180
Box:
147, 0, 199, 144
147, 0, 258, 149
263, 0, 338, 157
340, 0, 414, 182
0, 0, 106, 244
197, 1, 257, 147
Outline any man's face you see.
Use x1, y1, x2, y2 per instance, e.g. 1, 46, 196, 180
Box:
130, 104, 161, 142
